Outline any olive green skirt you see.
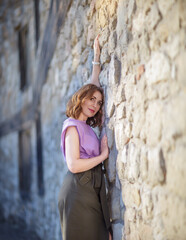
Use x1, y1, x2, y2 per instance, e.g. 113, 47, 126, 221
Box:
58, 165, 111, 240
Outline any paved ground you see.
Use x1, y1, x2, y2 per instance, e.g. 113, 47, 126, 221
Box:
0, 221, 41, 240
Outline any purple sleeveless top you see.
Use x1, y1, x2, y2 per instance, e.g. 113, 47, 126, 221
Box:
60, 118, 100, 161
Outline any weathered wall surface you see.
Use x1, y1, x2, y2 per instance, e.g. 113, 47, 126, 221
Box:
0, 0, 186, 240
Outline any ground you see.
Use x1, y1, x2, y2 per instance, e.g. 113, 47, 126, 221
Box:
0, 220, 41, 240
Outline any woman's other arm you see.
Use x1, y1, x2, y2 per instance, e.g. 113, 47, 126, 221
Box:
65, 126, 108, 173
90, 35, 101, 87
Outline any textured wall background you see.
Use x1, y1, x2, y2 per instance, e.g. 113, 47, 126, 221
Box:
0, 0, 186, 240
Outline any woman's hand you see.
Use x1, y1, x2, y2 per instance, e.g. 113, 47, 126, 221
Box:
100, 135, 109, 160
109, 232, 112, 240
93, 34, 100, 61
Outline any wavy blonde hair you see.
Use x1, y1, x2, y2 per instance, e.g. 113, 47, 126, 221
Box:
66, 84, 104, 128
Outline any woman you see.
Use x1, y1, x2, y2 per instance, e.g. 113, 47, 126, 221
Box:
58, 35, 112, 240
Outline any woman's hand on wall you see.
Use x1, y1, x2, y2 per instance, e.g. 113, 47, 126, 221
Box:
100, 135, 109, 160
93, 34, 100, 61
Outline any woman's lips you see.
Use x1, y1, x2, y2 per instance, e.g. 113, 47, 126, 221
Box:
88, 108, 95, 113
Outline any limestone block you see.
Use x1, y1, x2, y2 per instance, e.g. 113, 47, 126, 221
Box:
153, 187, 186, 239
116, 102, 126, 120
139, 146, 148, 181
99, 27, 109, 46
118, 145, 128, 165
166, 144, 186, 199
157, 0, 175, 16
108, 31, 117, 55
179, 0, 186, 27
164, 34, 180, 60
145, 52, 171, 85
138, 223, 153, 240
105, 87, 115, 118
99, 67, 108, 86
98, 7, 107, 29
127, 41, 139, 65
107, 1, 117, 17
75, 6, 84, 38
147, 147, 166, 186
87, 24, 95, 45
116, 0, 128, 54
133, 12, 145, 34
162, 93, 186, 140
155, 3, 179, 43
124, 121, 132, 139
108, 55, 121, 85
115, 120, 129, 150
122, 182, 141, 208
158, 82, 169, 99
114, 84, 126, 105
132, 107, 145, 138
145, 101, 162, 147
146, 2, 161, 32
147, 86, 158, 100
109, 17, 117, 31
124, 207, 136, 223
176, 51, 186, 88
100, 44, 110, 64
128, 0, 136, 20
141, 188, 153, 222
138, 32, 150, 63
126, 142, 140, 182
86, 0, 96, 20
116, 151, 125, 180
124, 81, 135, 102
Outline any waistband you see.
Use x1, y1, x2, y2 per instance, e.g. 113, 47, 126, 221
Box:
75, 163, 104, 189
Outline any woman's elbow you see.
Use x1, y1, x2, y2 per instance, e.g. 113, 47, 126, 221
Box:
67, 160, 79, 173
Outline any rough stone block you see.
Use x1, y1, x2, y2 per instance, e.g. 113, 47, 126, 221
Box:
105, 87, 115, 118
166, 144, 186, 199
122, 182, 141, 208
139, 146, 148, 181
147, 147, 166, 186
108, 55, 121, 85
162, 93, 186, 140
126, 142, 140, 182
107, 1, 117, 17
116, 102, 126, 120
157, 0, 175, 16
145, 2, 161, 31
145, 101, 162, 147
155, 3, 179, 42
108, 31, 117, 55
176, 51, 186, 88
145, 52, 171, 85
114, 84, 126, 105
153, 187, 186, 239
100, 44, 110, 64
114, 120, 129, 150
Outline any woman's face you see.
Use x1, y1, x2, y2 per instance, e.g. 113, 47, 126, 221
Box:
80, 91, 103, 120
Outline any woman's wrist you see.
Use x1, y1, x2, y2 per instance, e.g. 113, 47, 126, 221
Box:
94, 54, 100, 62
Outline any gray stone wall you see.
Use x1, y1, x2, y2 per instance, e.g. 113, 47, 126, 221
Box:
0, 0, 186, 240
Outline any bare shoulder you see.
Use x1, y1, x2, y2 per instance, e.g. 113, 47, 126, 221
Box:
65, 126, 78, 137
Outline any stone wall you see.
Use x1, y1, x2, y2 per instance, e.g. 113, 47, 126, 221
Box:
0, 0, 186, 240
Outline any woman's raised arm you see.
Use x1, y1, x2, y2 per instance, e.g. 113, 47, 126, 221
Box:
90, 35, 101, 87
